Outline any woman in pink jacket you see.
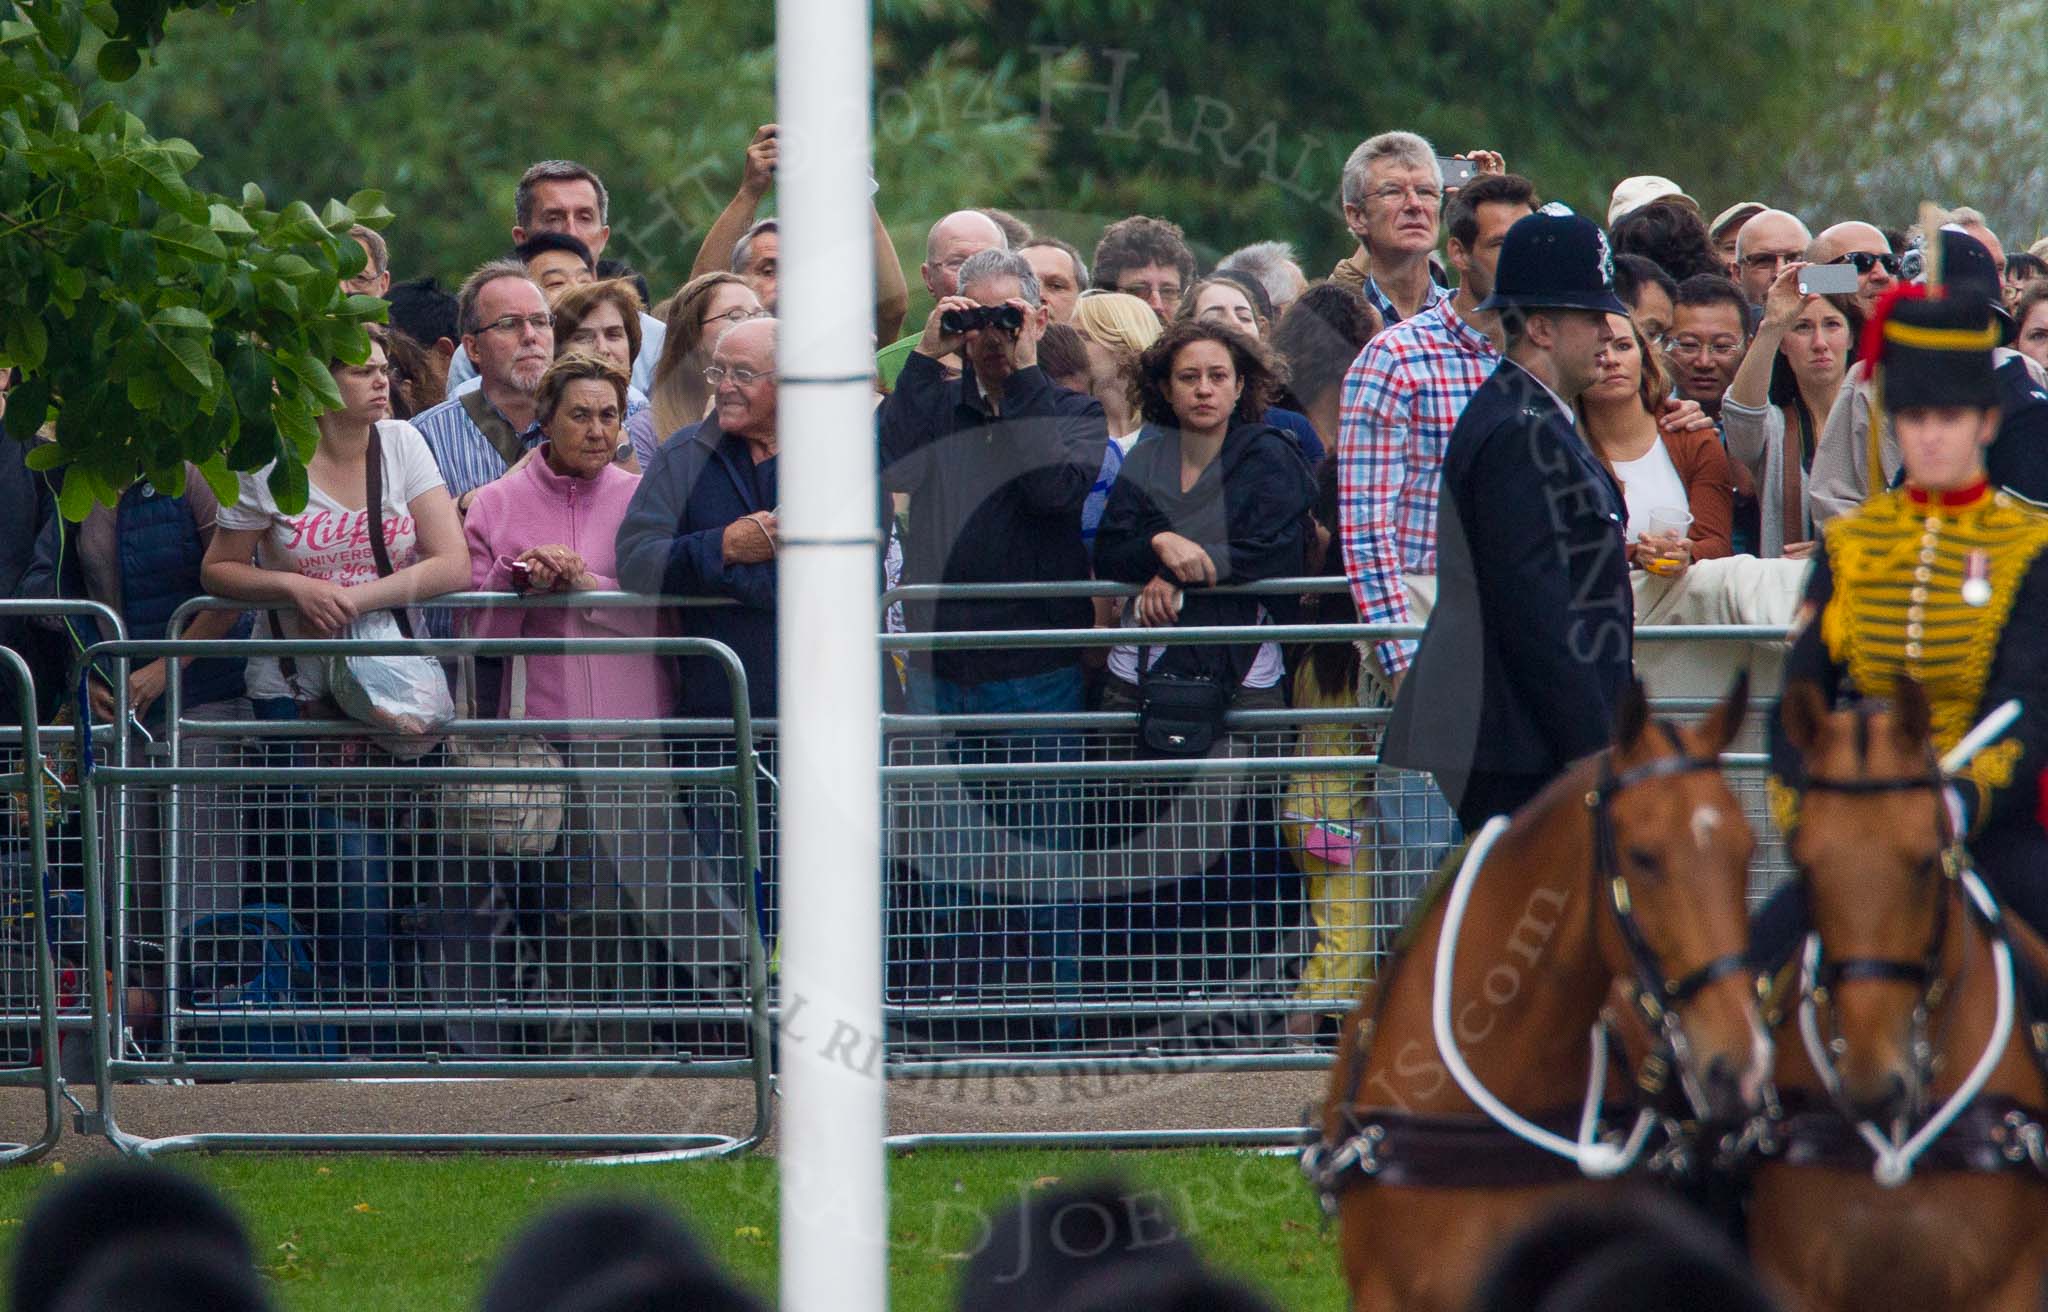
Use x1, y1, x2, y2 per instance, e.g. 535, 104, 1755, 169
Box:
459, 354, 741, 1036
463, 354, 674, 720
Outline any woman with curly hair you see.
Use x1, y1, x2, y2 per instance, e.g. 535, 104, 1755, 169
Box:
1093, 319, 1317, 711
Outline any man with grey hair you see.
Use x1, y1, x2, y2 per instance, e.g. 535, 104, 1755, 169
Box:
1217, 240, 1307, 317
876, 209, 1011, 386
449, 159, 668, 395
730, 218, 778, 312
413, 258, 556, 510
879, 245, 1108, 705
1732, 208, 1812, 307
1335, 131, 1503, 324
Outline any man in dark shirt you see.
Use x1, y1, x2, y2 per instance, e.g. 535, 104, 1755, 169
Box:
1381, 208, 1636, 829
878, 247, 1109, 716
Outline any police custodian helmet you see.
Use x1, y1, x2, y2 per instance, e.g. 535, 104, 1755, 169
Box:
1477, 203, 1631, 317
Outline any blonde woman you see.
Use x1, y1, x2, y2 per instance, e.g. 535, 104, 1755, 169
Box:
636, 272, 766, 466
1073, 291, 1161, 451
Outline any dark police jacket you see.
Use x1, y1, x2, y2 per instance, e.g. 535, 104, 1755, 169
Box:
1380, 358, 1634, 802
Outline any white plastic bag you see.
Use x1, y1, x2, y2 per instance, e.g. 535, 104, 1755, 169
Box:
327, 611, 453, 758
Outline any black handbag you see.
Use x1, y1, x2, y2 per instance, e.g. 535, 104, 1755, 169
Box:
1137, 668, 1229, 757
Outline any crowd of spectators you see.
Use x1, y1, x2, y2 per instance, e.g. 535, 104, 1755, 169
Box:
8, 122, 2047, 1050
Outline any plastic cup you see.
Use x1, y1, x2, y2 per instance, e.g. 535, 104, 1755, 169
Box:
1643, 506, 1692, 576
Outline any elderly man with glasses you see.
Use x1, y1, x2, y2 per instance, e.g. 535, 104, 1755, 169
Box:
1332, 130, 1505, 325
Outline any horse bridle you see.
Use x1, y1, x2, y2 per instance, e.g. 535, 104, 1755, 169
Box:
1315, 721, 1744, 1191
1590, 722, 1754, 1111
1794, 755, 1966, 1113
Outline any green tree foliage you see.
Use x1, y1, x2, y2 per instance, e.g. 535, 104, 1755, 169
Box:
0, 0, 389, 516
105, 1, 1049, 309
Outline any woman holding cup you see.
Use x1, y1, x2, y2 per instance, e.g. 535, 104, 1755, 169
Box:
1577, 312, 1736, 577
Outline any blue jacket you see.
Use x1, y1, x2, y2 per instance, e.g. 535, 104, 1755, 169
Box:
1380, 358, 1633, 820
615, 420, 780, 719
25, 481, 247, 721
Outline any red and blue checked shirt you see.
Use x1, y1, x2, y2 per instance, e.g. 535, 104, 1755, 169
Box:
1337, 296, 1500, 676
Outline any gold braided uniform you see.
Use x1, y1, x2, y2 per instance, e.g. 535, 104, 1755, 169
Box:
1770, 483, 2048, 873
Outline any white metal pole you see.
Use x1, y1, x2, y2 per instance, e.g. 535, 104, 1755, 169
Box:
774, 0, 886, 1309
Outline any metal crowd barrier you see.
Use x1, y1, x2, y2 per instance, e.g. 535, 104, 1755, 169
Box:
0, 599, 130, 1164
871, 579, 1794, 1149
74, 599, 770, 1160
0, 580, 1797, 1162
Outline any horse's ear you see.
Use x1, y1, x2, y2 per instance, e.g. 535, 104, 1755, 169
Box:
1780, 680, 1829, 754
1697, 668, 1751, 754
1614, 677, 1651, 750
1892, 675, 1932, 749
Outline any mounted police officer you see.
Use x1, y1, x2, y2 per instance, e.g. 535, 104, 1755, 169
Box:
1381, 206, 1635, 830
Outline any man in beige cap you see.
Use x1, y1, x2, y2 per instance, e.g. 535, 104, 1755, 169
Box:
1607, 174, 1698, 226
1710, 201, 1767, 278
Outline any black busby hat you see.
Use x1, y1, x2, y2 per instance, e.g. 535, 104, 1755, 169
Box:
1866, 288, 2000, 413
1477, 204, 1630, 317
1931, 226, 2015, 344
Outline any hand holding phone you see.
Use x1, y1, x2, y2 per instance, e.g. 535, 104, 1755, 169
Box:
1797, 263, 1861, 297
1437, 156, 1479, 189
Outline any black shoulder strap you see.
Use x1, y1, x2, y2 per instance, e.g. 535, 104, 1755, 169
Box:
459, 388, 527, 467
364, 423, 416, 641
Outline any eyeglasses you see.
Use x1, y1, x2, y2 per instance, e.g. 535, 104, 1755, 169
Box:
476, 313, 554, 336
700, 307, 770, 329
703, 365, 774, 387
1661, 336, 1746, 361
1366, 184, 1442, 207
1830, 251, 1902, 276
1740, 251, 1801, 271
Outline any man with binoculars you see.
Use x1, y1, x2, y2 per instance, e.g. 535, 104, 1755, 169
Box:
878, 246, 1111, 711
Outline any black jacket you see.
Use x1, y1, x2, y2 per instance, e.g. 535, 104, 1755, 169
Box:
1380, 358, 1634, 815
1989, 354, 2048, 507
0, 439, 52, 724
615, 420, 780, 719
879, 350, 1108, 684
1094, 421, 1315, 682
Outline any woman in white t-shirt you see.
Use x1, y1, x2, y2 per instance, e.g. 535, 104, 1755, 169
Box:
203, 326, 470, 709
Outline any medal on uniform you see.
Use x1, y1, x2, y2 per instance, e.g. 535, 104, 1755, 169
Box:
1962, 549, 1991, 607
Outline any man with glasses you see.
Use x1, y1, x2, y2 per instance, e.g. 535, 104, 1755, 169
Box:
413, 260, 556, 512
876, 209, 1010, 388
1807, 221, 1899, 317
1732, 209, 1812, 309
1090, 214, 1198, 322
1665, 274, 1752, 420
1333, 132, 1478, 325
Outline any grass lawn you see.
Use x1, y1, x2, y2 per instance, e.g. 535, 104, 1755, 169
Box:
0, 1149, 1346, 1310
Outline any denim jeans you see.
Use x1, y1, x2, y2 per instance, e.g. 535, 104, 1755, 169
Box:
901, 666, 1084, 1033
1372, 767, 1461, 922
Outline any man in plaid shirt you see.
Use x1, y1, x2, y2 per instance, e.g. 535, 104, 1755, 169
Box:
1340, 173, 1539, 688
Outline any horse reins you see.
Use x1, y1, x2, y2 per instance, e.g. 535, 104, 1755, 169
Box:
1308, 724, 1742, 1202
1779, 733, 2041, 1185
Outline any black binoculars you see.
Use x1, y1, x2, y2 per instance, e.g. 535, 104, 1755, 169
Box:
940, 304, 1024, 335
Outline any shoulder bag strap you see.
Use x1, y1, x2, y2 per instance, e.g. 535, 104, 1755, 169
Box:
459, 389, 528, 468
363, 423, 416, 641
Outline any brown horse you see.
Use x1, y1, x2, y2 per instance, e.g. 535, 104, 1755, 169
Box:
1749, 682, 2048, 1311
1312, 678, 1770, 1312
